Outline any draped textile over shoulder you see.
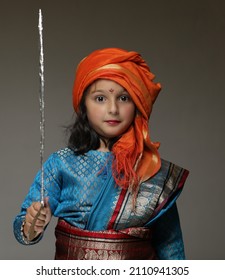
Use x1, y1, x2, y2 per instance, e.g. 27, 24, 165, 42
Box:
72, 48, 162, 191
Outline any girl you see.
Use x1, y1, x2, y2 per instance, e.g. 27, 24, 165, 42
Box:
14, 48, 189, 260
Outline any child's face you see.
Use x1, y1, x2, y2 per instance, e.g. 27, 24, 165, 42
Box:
85, 79, 136, 142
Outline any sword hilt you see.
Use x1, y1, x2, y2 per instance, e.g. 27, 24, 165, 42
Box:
27, 205, 44, 241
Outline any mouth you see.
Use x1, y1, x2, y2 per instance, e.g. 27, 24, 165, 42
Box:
105, 120, 121, 125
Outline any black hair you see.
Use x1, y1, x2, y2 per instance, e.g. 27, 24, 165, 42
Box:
67, 88, 119, 154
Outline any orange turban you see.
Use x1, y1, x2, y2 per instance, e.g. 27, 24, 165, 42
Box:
73, 48, 162, 192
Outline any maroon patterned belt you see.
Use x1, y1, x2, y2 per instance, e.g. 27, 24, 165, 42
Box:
54, 219, 157, 260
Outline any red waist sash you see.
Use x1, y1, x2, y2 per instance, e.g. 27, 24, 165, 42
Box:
55, 219, 156, 260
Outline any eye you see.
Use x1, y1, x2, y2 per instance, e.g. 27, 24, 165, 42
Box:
95, 96, 106, 102
119, 95, 130, 102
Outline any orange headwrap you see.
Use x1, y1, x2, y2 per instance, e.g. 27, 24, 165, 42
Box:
73, 48, 161, 192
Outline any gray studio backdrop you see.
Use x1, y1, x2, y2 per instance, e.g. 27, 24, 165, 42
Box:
1, 0, 225, 260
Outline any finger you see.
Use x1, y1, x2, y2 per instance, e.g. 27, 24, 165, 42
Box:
35, 212, 47, 223
26, 204, 43, 226
40, 207, 48, 216
43, 197, 51, 213
34, 218, 46, 230
44, 196, 49, 207
33, 202, 43, 211
27, 202, 42, 218
25, 212, 36, 225
27, 208, 44, 237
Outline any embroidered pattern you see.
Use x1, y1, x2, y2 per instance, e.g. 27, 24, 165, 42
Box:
55, 220, 156, 260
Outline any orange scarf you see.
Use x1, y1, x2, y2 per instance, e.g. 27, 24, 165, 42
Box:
73, 48, 161, 192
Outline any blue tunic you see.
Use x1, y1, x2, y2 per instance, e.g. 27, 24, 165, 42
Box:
13, 147, 188, 259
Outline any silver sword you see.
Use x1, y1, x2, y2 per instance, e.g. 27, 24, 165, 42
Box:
28, 9, 45, 240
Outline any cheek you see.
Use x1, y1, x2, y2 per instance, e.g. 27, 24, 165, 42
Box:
124, 105, 136, 122
86, 106, 104, 122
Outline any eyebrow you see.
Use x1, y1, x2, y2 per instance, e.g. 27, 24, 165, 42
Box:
90, 89, 105, 94
90, 89, 128, 95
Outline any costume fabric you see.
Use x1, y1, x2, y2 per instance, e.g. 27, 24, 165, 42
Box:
73, 48, 162, 190
14, 148, 189, 259
54, 220, 157, 260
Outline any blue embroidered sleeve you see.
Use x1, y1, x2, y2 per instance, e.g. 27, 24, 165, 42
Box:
152, 203, 185, 260
13, 153, 62, 245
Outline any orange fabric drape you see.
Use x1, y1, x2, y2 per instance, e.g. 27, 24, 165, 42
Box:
73, 48, 162, 192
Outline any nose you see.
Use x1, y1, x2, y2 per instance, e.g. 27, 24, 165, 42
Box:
108, 100, 119, 115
